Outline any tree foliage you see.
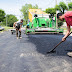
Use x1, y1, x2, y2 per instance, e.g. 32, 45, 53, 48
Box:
55, 5, 61, 11
68, 8, 72, 11
0, 9, 5, 22
45, 8, 56, 16
3, 14, 18, 27
58, 20, 63, 27
20, 4, 39, 25
55, 2, 68, 14
59, 2, 68, 13
68, 2, 72, 9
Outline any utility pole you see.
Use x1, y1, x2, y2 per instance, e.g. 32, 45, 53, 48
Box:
56, 0, 58, 29
6, 15, 7, 26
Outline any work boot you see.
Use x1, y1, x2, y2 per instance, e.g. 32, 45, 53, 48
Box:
17, 37, 19, 39
67, 52, 72, 57
19, 37, 22, 39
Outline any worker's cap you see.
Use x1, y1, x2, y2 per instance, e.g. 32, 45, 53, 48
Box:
21, 19, 23, 22
27, 24, 29, 26
57, 13, 63, 19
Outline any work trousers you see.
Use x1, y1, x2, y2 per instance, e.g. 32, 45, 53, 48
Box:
16, 29, 21, 37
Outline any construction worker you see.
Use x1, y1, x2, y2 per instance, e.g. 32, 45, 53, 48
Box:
13, 19, 23, 39
57, 11, 72, 57
26, 24, 30, 29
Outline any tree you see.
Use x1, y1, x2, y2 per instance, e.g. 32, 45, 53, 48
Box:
59, 2, 68, 13
20, 4, 39, 25
55, 2, 68, 14
68, 2, 72, 10
33, 4, 38, 9
3, 14, 18, 27
58, 20, 63, 27
68, 8, 72, 11
0, 9, 5, 22
55, 5, 61, 11
45, 8, 56, 16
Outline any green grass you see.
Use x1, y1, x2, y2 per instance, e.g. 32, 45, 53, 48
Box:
61, 27, 72, 32
4, 26, 13, 31
61, 28, 67, 30
0, 26, 13, 33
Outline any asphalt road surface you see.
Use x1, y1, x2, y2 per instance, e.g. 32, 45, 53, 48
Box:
0, 31, 72, 72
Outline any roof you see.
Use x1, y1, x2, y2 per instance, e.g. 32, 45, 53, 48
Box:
29, 9, 48, 15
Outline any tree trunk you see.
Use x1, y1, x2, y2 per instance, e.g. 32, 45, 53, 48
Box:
63, 9, 64, 14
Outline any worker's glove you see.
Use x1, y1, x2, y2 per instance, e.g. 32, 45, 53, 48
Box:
13, 26, 15, 29
62, 37, 66, 42
19, 29, 21, 32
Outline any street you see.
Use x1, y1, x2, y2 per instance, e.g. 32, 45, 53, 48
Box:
0, 31, 72, 72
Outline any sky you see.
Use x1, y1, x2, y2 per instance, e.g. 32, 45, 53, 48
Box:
0, 0, 72, 20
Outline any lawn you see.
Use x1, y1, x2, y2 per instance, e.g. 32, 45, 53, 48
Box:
4, 26, 13, 31
0, 26, 13, 33
61, 27, 72, 32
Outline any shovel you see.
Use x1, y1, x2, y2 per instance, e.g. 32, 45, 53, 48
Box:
47, 32, 72, 54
